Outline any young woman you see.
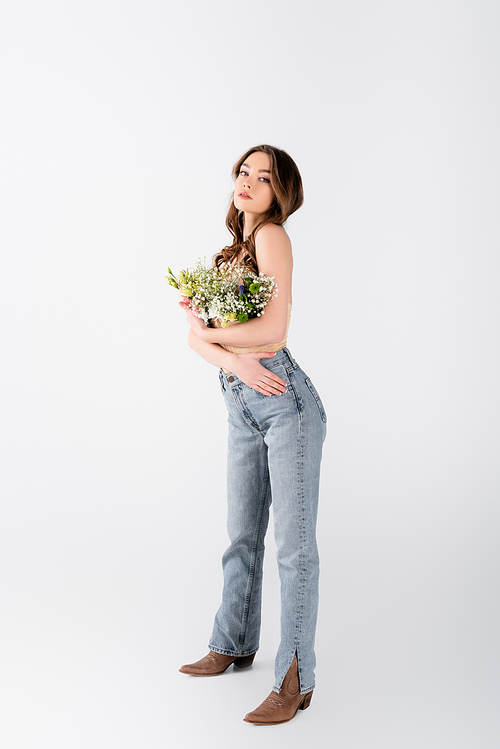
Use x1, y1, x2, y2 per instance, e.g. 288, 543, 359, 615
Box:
178, 145, 327, 725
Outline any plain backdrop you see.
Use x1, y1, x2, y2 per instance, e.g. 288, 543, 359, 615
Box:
1, 1, 499, 748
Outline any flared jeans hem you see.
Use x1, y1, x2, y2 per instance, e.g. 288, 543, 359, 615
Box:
208, 645, 259, 658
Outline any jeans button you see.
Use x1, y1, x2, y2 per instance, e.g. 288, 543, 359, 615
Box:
228, 376, 234, 383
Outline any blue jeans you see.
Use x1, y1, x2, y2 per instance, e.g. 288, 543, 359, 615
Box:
209, 348, 327, 694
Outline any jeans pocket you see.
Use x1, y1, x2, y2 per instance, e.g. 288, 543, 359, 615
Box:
305, 378, 327, 423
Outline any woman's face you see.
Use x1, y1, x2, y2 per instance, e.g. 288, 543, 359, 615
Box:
233, 151, 275, 217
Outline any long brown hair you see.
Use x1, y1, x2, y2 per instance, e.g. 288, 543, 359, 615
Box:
213, 145, 304, 274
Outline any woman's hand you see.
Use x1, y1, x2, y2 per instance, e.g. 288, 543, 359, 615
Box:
181, 301, 286, 395
179, 302, 211, 341
230, 352, 287, 396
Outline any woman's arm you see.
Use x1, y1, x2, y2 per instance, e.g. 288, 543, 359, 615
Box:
187, 328, 236, 371
183, 224, 292, 347
187, 329, 286, 396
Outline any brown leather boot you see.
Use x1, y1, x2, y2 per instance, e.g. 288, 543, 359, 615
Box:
179, 650, 255, 676
243, 654, 313, 725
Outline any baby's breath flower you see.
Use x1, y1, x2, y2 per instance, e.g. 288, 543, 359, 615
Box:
166, 258, 278, 326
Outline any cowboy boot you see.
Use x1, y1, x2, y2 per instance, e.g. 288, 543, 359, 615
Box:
179, 650, 255, 676
243, 654, 313, 725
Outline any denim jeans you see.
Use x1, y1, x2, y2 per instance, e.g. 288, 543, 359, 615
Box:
209, 348, 327, 694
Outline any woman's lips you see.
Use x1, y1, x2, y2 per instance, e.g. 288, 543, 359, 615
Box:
238, 192, 252, 199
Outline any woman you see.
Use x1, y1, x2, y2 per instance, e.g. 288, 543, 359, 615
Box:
178, 145, 327, 725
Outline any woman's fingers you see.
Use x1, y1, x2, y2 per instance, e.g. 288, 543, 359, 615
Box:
264, 380, 285, 394
256, 374, 287, 395
231, 352, 287, 395
252, 367, 286, 395
249, 353, 286, 387
264, 373, 286, 391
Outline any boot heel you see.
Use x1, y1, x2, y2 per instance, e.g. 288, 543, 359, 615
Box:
299, 690, 313, 710
234, 653, 256, 669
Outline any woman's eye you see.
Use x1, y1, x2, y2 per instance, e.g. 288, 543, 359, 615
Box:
260, 177, 270, 183
240, 170, 248, 176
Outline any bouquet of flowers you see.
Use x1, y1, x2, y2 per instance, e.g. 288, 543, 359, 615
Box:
166, 258, 278, 327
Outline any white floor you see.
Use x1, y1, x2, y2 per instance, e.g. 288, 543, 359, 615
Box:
3, 543, 499, 749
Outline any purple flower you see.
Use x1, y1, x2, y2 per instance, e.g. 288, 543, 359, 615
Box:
239, 284, 245, 296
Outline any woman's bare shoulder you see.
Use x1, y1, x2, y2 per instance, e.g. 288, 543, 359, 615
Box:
255, 223, 291, 251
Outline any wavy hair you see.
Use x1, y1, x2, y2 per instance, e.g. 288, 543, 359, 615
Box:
213, 145, 304, 274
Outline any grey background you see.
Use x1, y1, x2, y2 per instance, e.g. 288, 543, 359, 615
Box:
1, 1, 499, 747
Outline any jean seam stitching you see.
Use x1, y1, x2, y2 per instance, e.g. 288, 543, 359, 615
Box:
305, 377, 327, 422
231, 387, 261, 432
287, 372, 303, 416
238, 467, 270, 648
296, 432, 306, 656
